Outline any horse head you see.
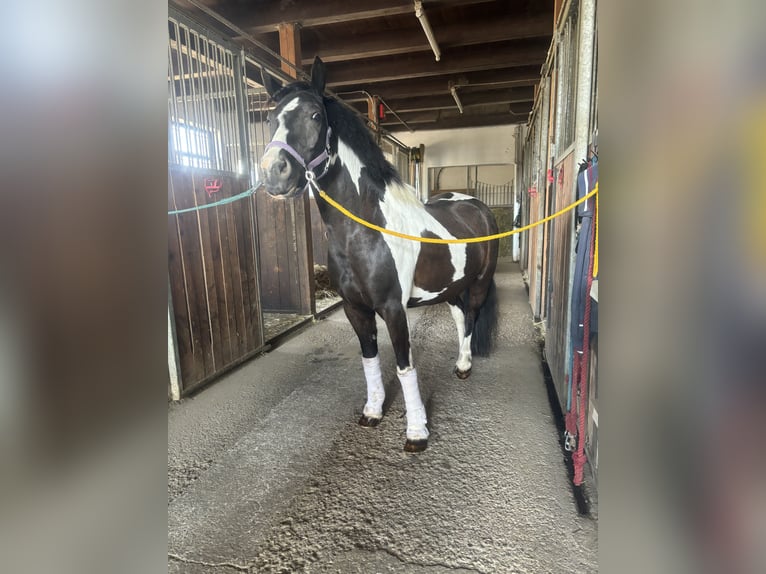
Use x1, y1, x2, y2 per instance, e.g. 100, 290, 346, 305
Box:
260, 57, 332, 198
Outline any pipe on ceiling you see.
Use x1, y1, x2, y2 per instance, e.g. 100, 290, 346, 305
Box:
414, 1, 441, 62
448, 82, 463, 114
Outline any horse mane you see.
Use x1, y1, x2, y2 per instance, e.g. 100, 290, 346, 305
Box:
323, 97, 401, 192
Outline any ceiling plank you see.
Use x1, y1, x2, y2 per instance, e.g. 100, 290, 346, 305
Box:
224, 0, 495, 35
299, 13, 552, 64
324, 40, 549, 86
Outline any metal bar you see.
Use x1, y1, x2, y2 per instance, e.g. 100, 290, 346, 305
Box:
233, 50, 251, 175
224, 50, 238, 171
187, 28, 202, 167
218, 46, 231, 169
168, 25, 182, 164
177, 24, 193, 165
201, 34, 218, 167
211, 44, 227, 169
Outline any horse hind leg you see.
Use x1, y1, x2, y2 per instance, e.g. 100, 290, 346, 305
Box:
449, 299, 473, 379
343, 303, 385, 426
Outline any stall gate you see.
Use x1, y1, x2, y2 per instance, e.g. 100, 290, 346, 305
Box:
167, 12, 267, 394
245, 85, 318, 315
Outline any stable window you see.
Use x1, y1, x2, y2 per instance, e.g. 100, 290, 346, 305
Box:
170, 122, 214, 168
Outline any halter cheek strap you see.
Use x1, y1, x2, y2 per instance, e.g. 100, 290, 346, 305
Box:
264, 127, 333, 190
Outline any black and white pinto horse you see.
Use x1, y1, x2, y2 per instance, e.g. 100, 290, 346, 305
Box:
261, 59, 498, 452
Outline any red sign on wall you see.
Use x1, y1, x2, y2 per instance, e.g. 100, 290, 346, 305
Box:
204, 178, 222, 198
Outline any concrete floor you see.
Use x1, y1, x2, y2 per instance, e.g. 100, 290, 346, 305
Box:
168, 259, 598, 573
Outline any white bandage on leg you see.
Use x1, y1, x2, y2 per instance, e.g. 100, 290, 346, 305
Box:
449, 304, 471, 372
397, 367, 429, 440
456, 333, 473, 372
362, 355, 385, 419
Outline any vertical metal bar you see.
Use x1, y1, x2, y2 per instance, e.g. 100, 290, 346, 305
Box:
168, 23, 181, 164
187, 29, 203, 168
177, 24, 193, 165
212, 42, 226, 170
218, 47, 231, 171
222, 50, 235, 171
226, 50, 239, 172
197, 37, 214, 167
200, 34, 214, 168
233, 50, 251, 177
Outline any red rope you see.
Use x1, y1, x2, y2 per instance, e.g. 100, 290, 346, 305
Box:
573, 200, 597, 486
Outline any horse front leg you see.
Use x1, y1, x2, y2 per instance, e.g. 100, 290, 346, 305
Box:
379, 302, 429, 452
343, 302, 385, 426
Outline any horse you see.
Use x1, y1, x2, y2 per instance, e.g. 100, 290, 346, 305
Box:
260, 58, 499, 452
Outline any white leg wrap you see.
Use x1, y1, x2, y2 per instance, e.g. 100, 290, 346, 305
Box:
362, 355, 385, 418
397, 367, 429, 440
456, 333, 473, 372
449, 305, 472, 372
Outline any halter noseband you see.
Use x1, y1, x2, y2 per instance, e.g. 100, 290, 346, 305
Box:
264, 124, 333, 193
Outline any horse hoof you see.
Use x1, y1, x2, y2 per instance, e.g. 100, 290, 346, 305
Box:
358, 415, 381, 427
404, 439, 428, 453
454, 366, 472, 379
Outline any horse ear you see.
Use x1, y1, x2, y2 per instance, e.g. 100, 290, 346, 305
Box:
262, 71, 283, 99
310, 57, 326, 94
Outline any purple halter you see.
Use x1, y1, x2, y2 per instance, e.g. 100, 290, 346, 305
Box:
264, 126, 333, 192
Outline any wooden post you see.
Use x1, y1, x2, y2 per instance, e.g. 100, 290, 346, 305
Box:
278, 21, 315, 315
367, 94, 380, 143
278, 22, 302, 79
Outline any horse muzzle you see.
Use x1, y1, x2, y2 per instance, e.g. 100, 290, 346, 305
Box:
260, 149, 302, 197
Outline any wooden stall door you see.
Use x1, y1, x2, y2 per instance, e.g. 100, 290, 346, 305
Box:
310, 198, 329, 267
254, 192, 315, 314
168, 166, 265, 393
545, 152, 576, 406
527, 192, 540, 312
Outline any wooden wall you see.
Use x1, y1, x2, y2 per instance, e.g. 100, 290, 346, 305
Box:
310, 198, 329, 267
254, 192, 315, 314
168, 166, 265, 393
526, 192, 541, 317
545, 151, 576, 406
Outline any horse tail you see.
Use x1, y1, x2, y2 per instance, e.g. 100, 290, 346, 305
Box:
471, 278, 498, 357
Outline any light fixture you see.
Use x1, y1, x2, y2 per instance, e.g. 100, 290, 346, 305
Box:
414, 1, 441, 62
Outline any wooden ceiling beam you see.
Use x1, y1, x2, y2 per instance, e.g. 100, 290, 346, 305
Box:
224, 0, 494, 34
336, 67, 541, 101
383, 87, 535, 113
324, 40, 549, 86
298, 14, 552, 64
385, 112, 529, 132
381, 102, 531, 123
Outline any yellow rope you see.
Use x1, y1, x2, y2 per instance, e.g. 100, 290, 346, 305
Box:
315, 185, 599, 244
593, 183, 599, 277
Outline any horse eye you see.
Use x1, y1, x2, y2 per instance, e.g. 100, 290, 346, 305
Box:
311, 112, 321, 121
